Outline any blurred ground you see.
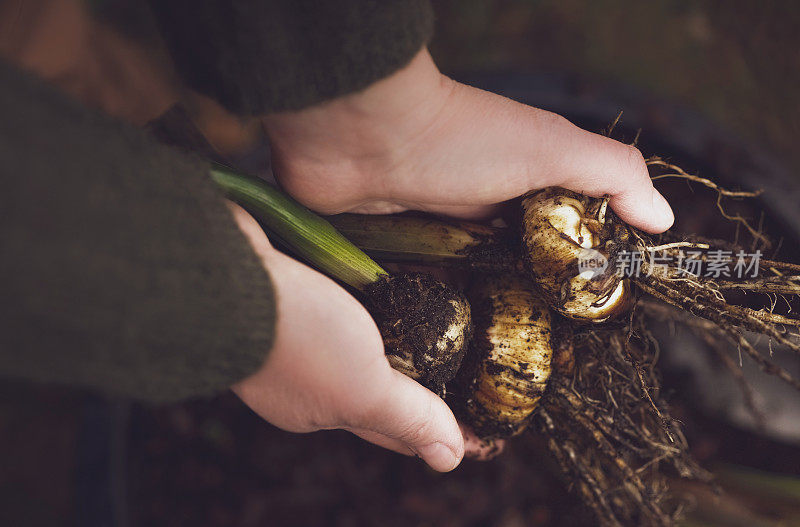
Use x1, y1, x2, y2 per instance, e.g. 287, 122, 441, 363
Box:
1, 1, 800, 526
430, 0, 800, 173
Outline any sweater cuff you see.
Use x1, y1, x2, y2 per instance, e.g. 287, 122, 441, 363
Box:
149, 0, 434, 115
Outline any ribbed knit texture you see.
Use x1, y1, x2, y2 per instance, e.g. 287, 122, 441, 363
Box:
0, 62, 276, 402
148, 0, 434, 114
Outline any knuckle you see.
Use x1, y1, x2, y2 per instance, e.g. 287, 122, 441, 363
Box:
539, 109, 571, 130
621, 144, 648, 179
395, 398, 436, 444
398, 416, 434, 445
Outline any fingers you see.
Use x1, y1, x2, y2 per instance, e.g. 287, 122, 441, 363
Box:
354, 369, 465, 472
536, 114, 674, 233
416, 203, 505, 221
350, 423, 506, 462
226, 201, 274, 255
349, 428, 415, 456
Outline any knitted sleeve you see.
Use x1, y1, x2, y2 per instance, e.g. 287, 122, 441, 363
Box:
0, 62, 276, 402
148, 0, 434, 114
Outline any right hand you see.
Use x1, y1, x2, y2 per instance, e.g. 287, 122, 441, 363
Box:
263, 48, 673, 232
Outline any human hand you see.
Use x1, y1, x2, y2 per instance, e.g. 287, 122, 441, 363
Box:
263, 48, 673, 233
228, 204, 498, 470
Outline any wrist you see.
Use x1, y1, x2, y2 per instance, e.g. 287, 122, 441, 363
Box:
262, 48, 454, 207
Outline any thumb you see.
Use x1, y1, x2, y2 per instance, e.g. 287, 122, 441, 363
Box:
357, 369, 465, 472
541, 118, 674, 233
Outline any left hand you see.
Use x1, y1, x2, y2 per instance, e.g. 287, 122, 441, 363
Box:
228, 203, 498, 468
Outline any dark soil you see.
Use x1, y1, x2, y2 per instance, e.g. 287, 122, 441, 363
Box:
364, 272, 472, 396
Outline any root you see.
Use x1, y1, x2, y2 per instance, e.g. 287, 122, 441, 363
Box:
538, 409, 624, 527
645, 241, 710, 252
707, 342, 766, 429
634, 263, 800, 357
763, 259, 800, 275
723, 327, 800, 392
606, 110, 624, 138
640, 232, 800, 298
712, 193, 772, 249
646, 156, 770, 248
524, 154, 800, 526
647, 157, 762, 199
534, 313, 710, 526
637, 295, 800, 393
639, 301, 767, 427
711, 276, 800, 295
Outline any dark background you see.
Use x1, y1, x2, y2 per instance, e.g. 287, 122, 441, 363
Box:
431, 0, 800, 173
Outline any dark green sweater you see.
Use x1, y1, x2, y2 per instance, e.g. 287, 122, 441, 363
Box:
0, 1, 433, 402
148, 0, 434, 114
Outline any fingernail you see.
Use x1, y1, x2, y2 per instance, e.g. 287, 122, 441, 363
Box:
651, 190, 675, 231
417, 442, 459, 472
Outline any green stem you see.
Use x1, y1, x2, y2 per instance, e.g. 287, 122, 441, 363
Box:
327, 213, 521, 271
210, 164, 386, 290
